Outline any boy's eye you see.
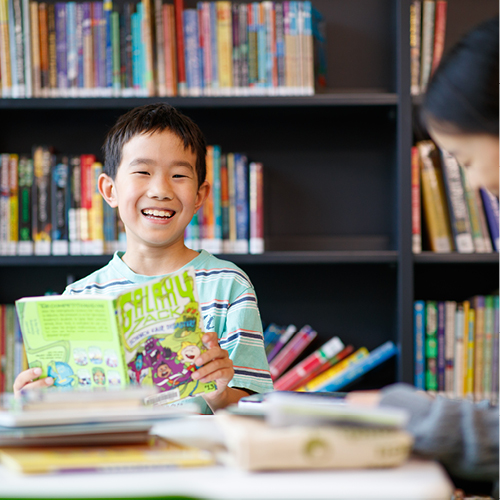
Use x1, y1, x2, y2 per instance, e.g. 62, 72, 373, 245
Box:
173, 174, 188, 178
134, 171, 150, 175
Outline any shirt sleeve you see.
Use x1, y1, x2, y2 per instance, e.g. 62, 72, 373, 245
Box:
379, 383, 499, 492
219, 286, 274, 395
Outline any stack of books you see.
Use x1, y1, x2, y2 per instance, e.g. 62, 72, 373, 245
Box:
414, 295, 499, 404
0, 146, 264, 257
410, 0, 447, 95
412, 140, 499, 254
263, 322, 398, 393
0, 0, 326, 98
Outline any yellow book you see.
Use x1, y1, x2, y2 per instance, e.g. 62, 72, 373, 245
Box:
90, 162, 104, 254
418, 141, 453, 252
297, 347, 369, 392
0, 437, 214, 474
8, 154, 19, 255
216, 1, 232, 94
464, 303, 475, 401
0, 0, 12, 97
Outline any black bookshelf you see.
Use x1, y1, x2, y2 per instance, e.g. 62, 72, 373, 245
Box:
0, 0, 498, 391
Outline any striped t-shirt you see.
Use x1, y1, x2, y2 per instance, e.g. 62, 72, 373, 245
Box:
64, 249, 274, 413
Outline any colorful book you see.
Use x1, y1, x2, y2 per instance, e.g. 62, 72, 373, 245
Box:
8, 154, 18, 255
183, 8, 202, 96
411, 145, 421, 253
47, 3, 56, 95
32, 145, 52, 256
217, 0, 232, 95
234, 153, 249, 253
479, 188, 499, 252
51, 155, 69, 256
413, 300, 425, 390
273, 335, 344, 391
68, 155, 82, 255
491, 296, 499, 405
444, 300, 456, 397
425, 300, 438, 391
475, 189, 493, 253
473, 296, 485, 401
483, 295, 494, 402
0, 154, 9, 255
430, 0, 447, 75
409, 0, 421, 95
249, 161, 264, 254
453, 303, 464, 398
464, 304, 475, 401
55, 2, 68, 95
436, 301, 445, 392
17, 155, 33, 255
11, 0, 25, 96
15, 267, 216, 404
269, 325, 317, 380
266, 324, 297, 364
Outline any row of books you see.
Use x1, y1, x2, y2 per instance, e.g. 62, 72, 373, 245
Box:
0, 0, 326, 98
412, 140, 499, 254
410, 0, 447, 95
414, 296, 499, 405
262, 323, 398, 393
0, 147, 264, 256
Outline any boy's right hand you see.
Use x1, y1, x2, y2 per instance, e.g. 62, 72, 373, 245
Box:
13, 368, 54, 397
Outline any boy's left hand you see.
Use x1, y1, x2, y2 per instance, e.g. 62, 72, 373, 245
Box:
192, 331, 234, 400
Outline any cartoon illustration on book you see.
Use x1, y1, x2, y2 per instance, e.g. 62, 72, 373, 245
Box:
16, 267, 217, 404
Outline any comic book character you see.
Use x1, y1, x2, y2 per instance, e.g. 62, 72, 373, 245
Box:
92, 366, 106, 386
88, 346, 103, 364
107, 371, 121, 386
105, 349, 118, 368
77, 369, 91, 388
47, 361, 77, 388
177, 341, 200, 374
73, 348, 88, 366
128, 352, 149, 385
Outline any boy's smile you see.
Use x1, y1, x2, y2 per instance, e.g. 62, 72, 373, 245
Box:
99, 129, 209, 261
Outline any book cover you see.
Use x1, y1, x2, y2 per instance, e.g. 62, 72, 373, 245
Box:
479, 188, 499, 252
313, 341, 398, 393
430, 0, 447, 76
51, 156, 69, 256
15, 267, 217, 405
418, 140, 453, 252
440, 149, 474, 253
32, 146, 52, 256
249, 161, 264, 254
413, 300, 425, 390
425, 300, 438, 391
436, 301, 445, 392
410, 0, 421, 95
411, 145, 422, 253
472, 296, 484, 401
17, 155, 33, 256
444, 300, 456, 397
419, 0, 435, 91
273, 335, 344, 391
269, 325, 317, 380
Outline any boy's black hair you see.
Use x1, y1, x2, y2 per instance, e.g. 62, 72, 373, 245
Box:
421, 16, 499, 136
103, 103, 207, 185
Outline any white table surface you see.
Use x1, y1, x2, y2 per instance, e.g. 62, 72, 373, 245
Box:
0, 416, 455, 500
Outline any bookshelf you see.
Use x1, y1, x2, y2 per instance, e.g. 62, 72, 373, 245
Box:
0, 0, 498, 392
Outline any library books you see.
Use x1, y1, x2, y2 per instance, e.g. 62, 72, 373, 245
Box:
413, 140, 498, 254
413, 295, 499, 404
0, 147, 265, 257
0, 0, 323, 99
410, 0, 447, 95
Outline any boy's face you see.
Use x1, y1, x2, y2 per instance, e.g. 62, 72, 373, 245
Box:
100, 130, 208, 253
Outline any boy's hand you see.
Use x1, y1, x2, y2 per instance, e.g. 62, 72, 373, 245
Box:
193, 331, 239, 411
13, 368, 54, 397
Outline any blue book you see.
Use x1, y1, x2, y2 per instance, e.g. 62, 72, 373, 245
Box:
414, 300, 426, 389
76, 3, 85, 91
104, 0, 113, 94
66, 2, 77, 93
131, 11, 139, 92
263, 323, 283, 350
183, 9, 202, 96
234, 153, 249, 253
255, 2, 266, 92
316, 341, 398, 392
210, 1, 219, 95
55, 3, 68, 93
437, 301, 446, 392
136, 2, 145, 94
288, 1, 298, 93
480, 188, 499, 252
212, 145, 223, 246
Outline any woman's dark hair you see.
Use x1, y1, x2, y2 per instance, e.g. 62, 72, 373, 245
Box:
421, 16, 499, 136
103, 103, 207, 185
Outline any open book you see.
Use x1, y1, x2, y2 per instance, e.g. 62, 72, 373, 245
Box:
15, 267, 216, 405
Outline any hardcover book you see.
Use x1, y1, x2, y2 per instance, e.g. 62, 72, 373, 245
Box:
15, 267, 217, 406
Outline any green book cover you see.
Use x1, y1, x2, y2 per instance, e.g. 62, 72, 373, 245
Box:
15, 266, 216, 405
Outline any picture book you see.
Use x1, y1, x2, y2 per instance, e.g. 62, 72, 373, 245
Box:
15, 266, 217, 405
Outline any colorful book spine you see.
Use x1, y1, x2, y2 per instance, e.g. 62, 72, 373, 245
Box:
411, 145, 421, 253
231, 2, 241, 94
51, 156, 69, 255
302, 0, 313, 95
217, 0, 232, 95
226, 152, 237, 253
8, 154, 18, 255
249, 161, 264, 254
266, 324, 297, 364
79, 153, 95, 254
7, 0, 18, 97
0, 154, 9, 255
436, 301, 446, 392
274, 1, 284, 92
29, 0, 40, 97
163, 3, 177, 96
453, 303, 464, 398
414, 300, 425, 390
479, 188, 499, 252
201, 145, 215, 250
430, 0, 447, 75
55, 2, 68, 95
199, 2, 211, 96
141, 0, 154, 96
474, 189, 493, 253
111, 9, 120, 94
90, 161, 104, 254
247, 2, 257, 91
425, 300, 438, 391
173, 0, 186, 95
238, 2, 248, 93
82, 2, 92, 95
255, 2, 266, 93
39, 2, 49, 96
234, 153, 249, 253
212, 145, 223, 252
66, 1, 78, 95
103, 0, 113, 95
473, 296, 485, 401
17, 155, 33, 255
32, 146, 52, 255
76, 3, 85, 92
444, 301, 456, 397
183, 8, 202, 96
47, 3, 56, 95
409, 0, 421, 95
154, 0, 165, 96
263, 322, 282, 350
313, 341, 398, 393
269, 324, 317, 380
209, 1, 218, 95
273, 335, 344, 390
220, 153, 230, 249
464, 305, 475, 401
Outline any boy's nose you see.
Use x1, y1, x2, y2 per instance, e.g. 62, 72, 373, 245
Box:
148, 177, 174, 200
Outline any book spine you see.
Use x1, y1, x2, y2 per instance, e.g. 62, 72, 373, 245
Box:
66, 1, 78, 95
12, 0, 25, 96
121, 2, 132, 93
217, 0, 232, 95
0, 0, 13, 97
32, 146, 52, 255
234, 153, 249, 253
474, 187, 493, 252
39, 2, 49, 95
103, 0, 113, 94
199, 2, 210, 96
0, 154, 9, 255
464, 305, 475, 401
238, 2, 248, 93
231, 2, 240, 94
76, 3, 84, 92
8, 154, 18, 255
201, 144, 214, 249
288, 0, 298, 94
256, 2, 265, 93
263, 1, 275, 94
302, 0, 313, 95
425, 300, 438, 391
269, 325, 317, 380
82, 2, 92, 94
174, 0, 186, 95
491, 296, 499, 405
249, 161, 264, 254
227, 152, 236, 253
414, 299, 425, 390
274, 1, 284, 91
17, 156, 33, 255
47, 3, 56, 95
410, 0, 421, 95
183, 8, 202, 96
162, 4, 172, 96
111, 10, 120, 94
440, 149, 474, 253
318, 341, 398, 393
51, 156, 69, 255
480, 188, 499, 252
419, 0, 435, 91
436, 301, 445, 392
29, 0, 40, 97
22, 0, 32, 97
473, 296, 485, 401
68, 155, 81, 255
453, 303, 464, 398
482, 295, 494, 402
142, 0, 154, 96
79, 153, 95, 253
209, 1, 218, 95
4, 305, 15, 393
263, 322, 281, 349
55, 2, 68, 95
8, 0, 18, 97
411, 145, 422, 253
444, 300, 456, 397
273, 335, 344, 390
247, 2, 257, 92
266, 324, 297, 364
430, 0, 447, 75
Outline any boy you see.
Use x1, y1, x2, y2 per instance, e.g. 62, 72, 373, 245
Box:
14, 103, 274, 413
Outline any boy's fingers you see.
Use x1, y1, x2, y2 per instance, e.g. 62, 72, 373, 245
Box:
193, 358, 233, 380
195, 346, 228, 367
202, 332, 219, 349
198, 368, 233, 384
13, 368, 43, 393
14, 377, 54, 396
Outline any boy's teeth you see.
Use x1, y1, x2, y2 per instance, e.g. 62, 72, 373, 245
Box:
143, 209, 174, 218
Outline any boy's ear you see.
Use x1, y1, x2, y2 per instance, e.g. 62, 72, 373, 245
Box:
98, 173, 118, 208
194, 180, 210, 213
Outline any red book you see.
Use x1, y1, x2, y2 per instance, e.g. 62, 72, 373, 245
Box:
173, 0, 186, 95
269, 325, 317, 381
411, 146, 421, 253
275, 343, 354, 391
0, 305, 5, 392
163, 4, 177, 96
80, 154, 95, 210
431, 0, 447, 75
